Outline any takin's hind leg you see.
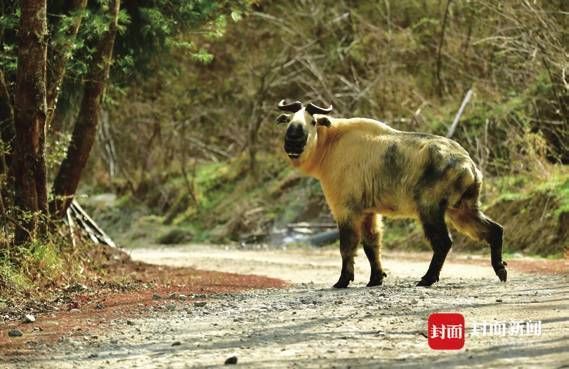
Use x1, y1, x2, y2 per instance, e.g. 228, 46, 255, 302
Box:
447, 208, 507, 282
361, 213, 387, 287
417, 203, 453, 287
334, 220, 361, 288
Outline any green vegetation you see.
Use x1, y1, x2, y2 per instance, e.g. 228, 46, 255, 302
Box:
78, 0, 567, 257
0, 0, 252, 295
1, 0, 568, 296
87, 154, 328, 246
0, 238, 76, 294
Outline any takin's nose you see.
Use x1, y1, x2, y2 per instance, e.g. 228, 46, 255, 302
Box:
285, 124, 306, 140
284, 124, 307, 158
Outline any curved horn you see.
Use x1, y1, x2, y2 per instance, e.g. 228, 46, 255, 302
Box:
306, 102, 333, 115
277, 99, 303, 113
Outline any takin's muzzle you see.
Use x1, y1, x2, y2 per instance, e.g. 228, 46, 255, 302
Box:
284, 124, 307, 159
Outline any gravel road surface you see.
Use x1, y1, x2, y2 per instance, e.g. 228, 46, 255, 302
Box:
4, 245, 569, 369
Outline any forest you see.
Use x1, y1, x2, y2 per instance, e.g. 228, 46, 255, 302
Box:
0, 0, 569, 367
1, 0, 568, 291
0, 1, 568, 365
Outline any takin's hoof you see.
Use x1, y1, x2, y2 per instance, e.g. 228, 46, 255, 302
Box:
493, 261, 508, 282
366, 278, 383, 287
416, 276, 439, 287
333, 274, 354, 289
333, 279, 350, 288
496, 268, 508, 282
367, 271, 387, 287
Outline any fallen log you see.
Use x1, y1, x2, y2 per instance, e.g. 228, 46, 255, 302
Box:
307, 230, 339, 247
65, 200, 117, 248
286, 222, 337, 229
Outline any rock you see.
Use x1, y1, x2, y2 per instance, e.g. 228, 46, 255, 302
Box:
172, 341, 181, 346
166, 304, 177, 311
23, 314, 36, 323
152, 293, 162, 300
64, 283, 89, 293
126, 320, 135, 326
8, 329, 23, 337
178, 294, 187, 301
496, 298, 503, 303
224, 356, 238, 365
195, 301, 207, 307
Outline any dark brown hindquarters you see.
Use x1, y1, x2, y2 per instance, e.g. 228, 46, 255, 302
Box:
447, 182, 508, 282
361, 213, 386, 287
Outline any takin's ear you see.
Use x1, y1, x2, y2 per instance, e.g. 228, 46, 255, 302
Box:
314, 115, 332, 127
276, 113, 291, 125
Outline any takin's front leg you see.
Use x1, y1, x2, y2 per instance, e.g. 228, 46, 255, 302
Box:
361, 213, 386, 287
417, 203, 453, 287
333, 220, 361, 288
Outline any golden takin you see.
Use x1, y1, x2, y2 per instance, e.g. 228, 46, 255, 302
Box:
276, 99, 507, 288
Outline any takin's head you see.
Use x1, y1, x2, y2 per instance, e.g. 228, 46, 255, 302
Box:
276, 99, 333, 160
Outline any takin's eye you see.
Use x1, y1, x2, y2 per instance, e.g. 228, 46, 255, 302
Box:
314, 116, 331, 127
276, 114, 290, 125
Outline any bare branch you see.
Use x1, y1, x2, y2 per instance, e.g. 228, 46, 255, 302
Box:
447, 88, 473, 138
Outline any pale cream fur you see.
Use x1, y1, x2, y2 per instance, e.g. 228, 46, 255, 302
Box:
289, 115, 481, 225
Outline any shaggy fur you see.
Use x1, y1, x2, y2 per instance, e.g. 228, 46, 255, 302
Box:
282, 111, 507, 288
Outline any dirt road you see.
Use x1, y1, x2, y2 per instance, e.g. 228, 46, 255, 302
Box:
4, 245, 569, 368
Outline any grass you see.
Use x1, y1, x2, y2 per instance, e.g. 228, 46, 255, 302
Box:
534, 173, 569, 218
0, 259, 31, 292
29, 241, 63, 279
86, 153, 299, 246
0, 238, 75, 296
490, 168, 569, 217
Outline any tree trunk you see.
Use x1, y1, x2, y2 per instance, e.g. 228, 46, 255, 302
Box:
247, 105, 262, 179
50, 0, 121, 218
435, 0, 452, 97
0, 70, 14, 231
46, 0, 88, 127
0, 70, 14, 180
12, 0, 48, 244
